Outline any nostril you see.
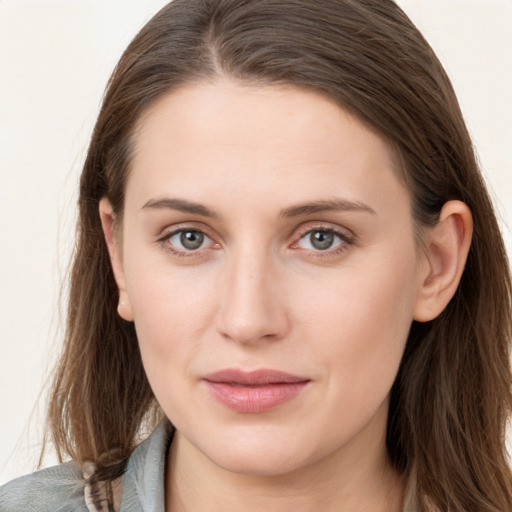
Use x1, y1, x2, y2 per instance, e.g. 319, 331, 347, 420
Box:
215, 259, 290, 344
216, 305, 289, 345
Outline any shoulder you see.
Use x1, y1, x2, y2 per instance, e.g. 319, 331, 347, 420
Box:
0, 421, 173, 512
0, 461, 88, 512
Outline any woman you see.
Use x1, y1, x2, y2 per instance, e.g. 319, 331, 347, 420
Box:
1, 0, 511, 511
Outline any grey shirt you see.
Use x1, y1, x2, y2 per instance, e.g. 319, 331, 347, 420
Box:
0, 421, 420, 511
0, 421, 172, 512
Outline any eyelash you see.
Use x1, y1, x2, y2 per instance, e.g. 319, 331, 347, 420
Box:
291, 225, 354, 258
157, 225, 218, 258
157, 224, 355, 259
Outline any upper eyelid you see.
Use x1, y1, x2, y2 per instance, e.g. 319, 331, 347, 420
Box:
156, 226, 217, 253
156, 221, 356, 245
293, 230, 350, 249
293, 222, 356, 241
158, 227, 218, 257
158, 222, 215, 240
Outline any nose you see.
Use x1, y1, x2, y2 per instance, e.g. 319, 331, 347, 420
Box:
215, 248, 290, 345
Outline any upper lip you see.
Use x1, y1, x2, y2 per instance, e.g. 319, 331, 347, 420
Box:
203, 368, 310, 386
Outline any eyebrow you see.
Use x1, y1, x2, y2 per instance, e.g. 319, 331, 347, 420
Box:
279, 198, 376, 218
141, 197, 376, 218
142, 198, 217, 217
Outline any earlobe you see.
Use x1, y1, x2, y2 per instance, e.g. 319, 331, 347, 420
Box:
99, 198, 134, 322
413, 200, 473, 322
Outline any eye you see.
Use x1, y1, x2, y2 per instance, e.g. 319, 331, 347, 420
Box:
167, 229, 212, 251
296, 229, 346, 251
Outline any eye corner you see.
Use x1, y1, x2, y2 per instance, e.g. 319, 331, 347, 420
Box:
157, 225, 220, 259
289, 224, 356, 260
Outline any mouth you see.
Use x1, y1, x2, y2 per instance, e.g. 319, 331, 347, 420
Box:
202, 369, 311, 413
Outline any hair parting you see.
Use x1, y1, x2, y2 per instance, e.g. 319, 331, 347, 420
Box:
43, 2, 512, 510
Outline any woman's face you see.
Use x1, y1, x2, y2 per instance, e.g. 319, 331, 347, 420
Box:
108, 80, 428, 476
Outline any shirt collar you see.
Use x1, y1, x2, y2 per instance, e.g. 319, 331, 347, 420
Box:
120, 420, 174, 512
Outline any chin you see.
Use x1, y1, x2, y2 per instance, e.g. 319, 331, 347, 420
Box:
193, 424, 321, 477
210, 447, 308, 477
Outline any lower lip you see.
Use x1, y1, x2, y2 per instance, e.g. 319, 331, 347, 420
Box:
204, 381, 309, 413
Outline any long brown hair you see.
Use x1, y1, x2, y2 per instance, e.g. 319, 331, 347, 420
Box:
46, 1, 512, 510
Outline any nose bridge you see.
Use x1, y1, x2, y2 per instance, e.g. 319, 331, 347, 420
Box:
216, 242, 288, 344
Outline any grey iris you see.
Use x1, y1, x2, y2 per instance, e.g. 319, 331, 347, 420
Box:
310, 231, 334, 250
181, 231, 204, 250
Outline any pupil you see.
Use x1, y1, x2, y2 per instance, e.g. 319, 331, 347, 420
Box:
311, 231, 333, 250
180, 231, 204, 250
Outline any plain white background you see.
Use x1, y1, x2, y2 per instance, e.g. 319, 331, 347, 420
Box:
1, 0, 511, 486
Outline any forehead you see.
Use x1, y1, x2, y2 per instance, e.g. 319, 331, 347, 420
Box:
127, 80, 409, 217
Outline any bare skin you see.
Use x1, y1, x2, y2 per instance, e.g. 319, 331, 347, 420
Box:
166, 398, 406, 512
100, 79, 472, 512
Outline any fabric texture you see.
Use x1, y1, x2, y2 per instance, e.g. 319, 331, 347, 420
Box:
0, 420, 420, 511
0, 421, 172, 512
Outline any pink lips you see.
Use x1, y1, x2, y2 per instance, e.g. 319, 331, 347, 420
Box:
203, 369, 310, 413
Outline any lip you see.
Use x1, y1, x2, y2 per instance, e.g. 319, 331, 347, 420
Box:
202, 369, 311, 413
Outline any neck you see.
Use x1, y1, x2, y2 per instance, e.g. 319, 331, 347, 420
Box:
165, 415, 405, 512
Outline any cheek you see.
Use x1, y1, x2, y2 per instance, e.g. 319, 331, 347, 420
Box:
127, 265, 216, 352
125, 270, 212, 420
294, 248, 418, 396
123, 230, 419, 431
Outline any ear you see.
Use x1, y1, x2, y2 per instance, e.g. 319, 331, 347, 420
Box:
413, 200, 473, 322
99, 198, 134, 322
